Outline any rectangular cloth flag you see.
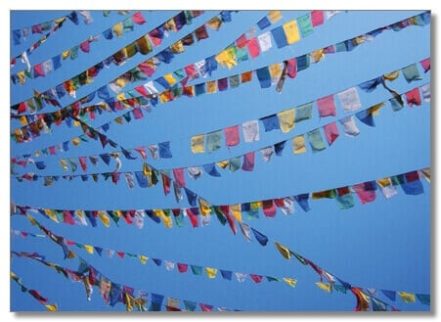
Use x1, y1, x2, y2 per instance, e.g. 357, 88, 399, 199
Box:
277, 109, 296, 133
242, 120, 260, 142
317, 95, 337, 117
337, 87, 362, 112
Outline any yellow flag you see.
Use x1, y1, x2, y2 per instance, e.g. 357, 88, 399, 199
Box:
139, 255, 148, 264
205, 267, 218, 279
115, 77, 127, 89
310, 49, 325, 63
398, 291, 416, 303
59, 159, 68, 171
199, 198, 211, 216
278, 109, 296, 133
98, 211, 111, 228
283, 278, 297, 287
164, 73, 177, 86
230, 204, 242, 222
268, 10, 282, 23
164, 18, 177, 32
206, 81, 217, 93
215, 48, 237, 69
61, 50, 70, 59
19, 116, 28, 126
250, 201, 262, 211
283, 20, 301, 44
159, 91, 171, 103
83, 244, 94, 254
116, 93, 127, 102
154, 209, 172, 228
269, 63, 283, 82
191, 135, 205, 153
275, 242, 292, 260
45, 304, 58, 312
44, 209, 59, 223
207, 16, 222, 30
368, 102, 384, 116
162, 214, 173, 229
316, 281, 332, 292
384, 71, 400, 81
170, 40, 184, 53
377, 177, 392, 188
16, 71, 26, 85
113, 22, 123, 36
71, 137, 81, 146
216, 160, 229, 169
293, 135, 307, 154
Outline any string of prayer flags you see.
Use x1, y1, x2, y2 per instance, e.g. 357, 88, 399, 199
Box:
11, 84, 430, 182
12, 227, 298, 288
10, 272, 58, 311
11, 11, 147, 82
272, 241, 430, 311
12, 251, 238, 312
12, 167, 430, 232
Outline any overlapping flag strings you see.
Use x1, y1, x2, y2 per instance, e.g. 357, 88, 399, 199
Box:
10, 58, 430, 169
21, 211, 430, 311
11, 167, 430, 231
12, 228, 298, 287
10, 271, 58, 311
12, 251, 238, 312
10, 10, 236, 111
11, 58, 430, 150
11, 11, 148, 83
10, 11, 427, 121
11, 84, 430, 188
10, 10, 431, 312
9, 9, 342, 114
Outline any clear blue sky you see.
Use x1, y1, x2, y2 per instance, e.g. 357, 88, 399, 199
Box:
10, 10, 430, 311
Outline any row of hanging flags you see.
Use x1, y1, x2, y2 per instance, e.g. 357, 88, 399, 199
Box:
11, 229, 299, 288
12, 214, 430, 311
12, 251, 235, 312
10, 272, 58, 311
9, 9, 335, 114
11, 83, 431, 184
12, 167, 430, 232
10, 57, 431, 170
9, 11, 428, 120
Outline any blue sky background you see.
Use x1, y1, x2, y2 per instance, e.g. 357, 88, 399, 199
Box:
10, 10, 431, 311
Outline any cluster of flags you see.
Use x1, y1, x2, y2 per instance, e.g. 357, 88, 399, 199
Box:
11, 83, 430, 185
12, 228, 298, 288
10, 272, 58, 312
10, 9, 431, 312
11, 11, 94, 64
273, 241, 430, 311
12, 168, 430, 233
9, 9, 344, 116
10, 57, 430, 171
11, 11, 147, 83
10, 9, 232, 105
12, 251, 236, 312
